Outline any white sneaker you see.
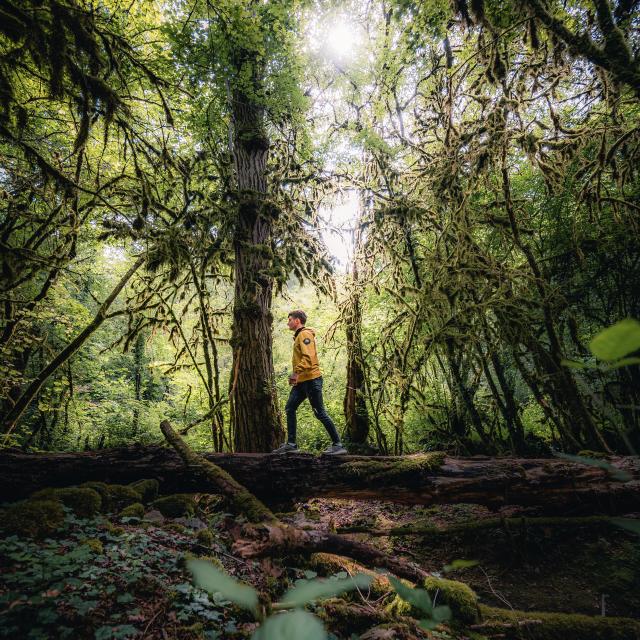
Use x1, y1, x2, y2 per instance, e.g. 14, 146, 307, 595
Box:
323, 443, 347, 455
272, 442, 298, 453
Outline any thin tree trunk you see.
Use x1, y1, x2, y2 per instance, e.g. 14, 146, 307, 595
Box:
343, 215, 369, 445
1, 256, 144, 439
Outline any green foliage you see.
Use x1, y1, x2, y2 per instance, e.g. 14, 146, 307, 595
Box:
387, 575, 452, 630
280, 573, 373, 607
187, 558, 259, 614
253, 609, 326, 640
187, 556, 375, 639
589, 319, 640, 363
0, 507, 217, 638
552, 452, 632, 482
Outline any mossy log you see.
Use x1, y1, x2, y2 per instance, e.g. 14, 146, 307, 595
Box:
475, 604, 640, 639
0, 447, 638, 514
160, 420, 430, 584
336, 515, 620, 537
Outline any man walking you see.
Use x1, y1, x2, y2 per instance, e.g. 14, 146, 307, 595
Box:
272, 310, 347, 455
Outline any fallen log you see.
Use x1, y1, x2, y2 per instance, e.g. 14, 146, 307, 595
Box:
159, 421, 429, 584
0, 446, 638, 514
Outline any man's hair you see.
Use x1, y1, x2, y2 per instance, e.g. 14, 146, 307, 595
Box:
288, 310, 307, 325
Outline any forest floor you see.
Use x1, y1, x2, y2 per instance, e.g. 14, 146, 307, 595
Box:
1, 484, 639, 639
294, 498, 640, 618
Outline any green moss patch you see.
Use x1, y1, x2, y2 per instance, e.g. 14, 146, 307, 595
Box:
1, 500, 65, 538
31, 487, 102, 518
196, 528, 214, 547
339, 452, 445, 484
128, 479, 159, 502
119, 502, 145, 519
424, 576, 479, 624
81, 538, 104, 554
79, 483, 142, 512
152, 494, 196, 518
480, 605, 640, 639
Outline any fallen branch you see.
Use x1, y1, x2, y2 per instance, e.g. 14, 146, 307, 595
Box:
336, 515, 620, 537
160, 420, 429, 584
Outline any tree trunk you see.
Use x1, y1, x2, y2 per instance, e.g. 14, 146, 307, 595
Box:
343, 216, 369, 445
132, 331, 145, 436
1, 447, 638, 514
229, 87, 283, 452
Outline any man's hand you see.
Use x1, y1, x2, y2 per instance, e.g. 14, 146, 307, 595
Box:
289, 373, 299, 386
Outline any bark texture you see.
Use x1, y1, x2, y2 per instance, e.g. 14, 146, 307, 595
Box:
1, 448, 638, 514
229, 90, 283, 452
343, 214, 369, 445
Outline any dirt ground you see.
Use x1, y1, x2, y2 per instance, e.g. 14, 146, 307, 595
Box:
287, 498, 640, 619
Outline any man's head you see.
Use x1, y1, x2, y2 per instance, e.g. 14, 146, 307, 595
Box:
287, 309, 307, 331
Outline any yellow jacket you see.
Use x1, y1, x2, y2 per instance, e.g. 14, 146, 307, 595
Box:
292, 327, 322, 382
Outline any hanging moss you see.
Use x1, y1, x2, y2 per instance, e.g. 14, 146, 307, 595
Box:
119, 502, 145, 519
151, 494, 196, 518
1, 500, 65, 538
128, 479, 159, 503
479, 605, 640, 639
31, 487, 102, 517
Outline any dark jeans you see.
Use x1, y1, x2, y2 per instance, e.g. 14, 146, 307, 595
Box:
285, 376, 340, 444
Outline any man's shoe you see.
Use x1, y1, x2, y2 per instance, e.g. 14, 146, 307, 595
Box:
272, 442, 298, 454
323, 443, 347, 455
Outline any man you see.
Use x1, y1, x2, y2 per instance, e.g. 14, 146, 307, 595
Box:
272, 310, 347, 455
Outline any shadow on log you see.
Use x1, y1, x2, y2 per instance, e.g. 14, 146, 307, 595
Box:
0, 444, 638, 514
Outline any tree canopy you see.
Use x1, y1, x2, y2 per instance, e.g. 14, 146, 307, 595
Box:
1, 0, 639, 456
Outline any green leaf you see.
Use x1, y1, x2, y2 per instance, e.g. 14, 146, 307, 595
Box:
604, 357, 640, 370
252, 609, 326, 640
589, 319, 640, 361
116, 593, 135, 604
552, 451, 632, 482
560, 359, 589, 369
187, 558, 258, 614
443, 559, 479, 573
280, 574, 372, 608
432, 604, 452, 622
611, 518, 640, 536
388, 576, 433, 615
419, 618, 439, 630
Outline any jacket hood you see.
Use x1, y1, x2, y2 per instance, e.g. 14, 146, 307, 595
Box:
294, 326, 316, 339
